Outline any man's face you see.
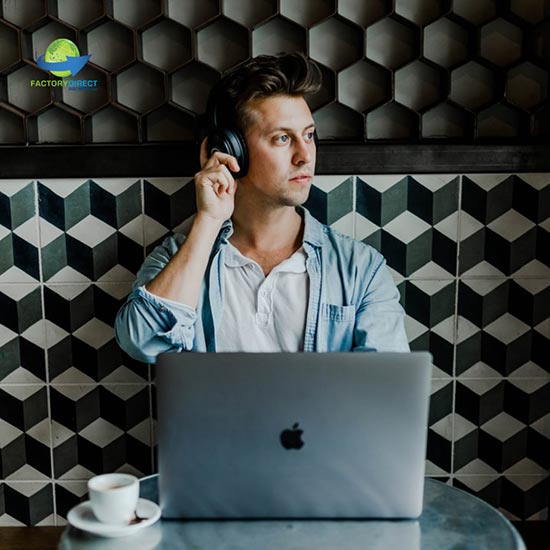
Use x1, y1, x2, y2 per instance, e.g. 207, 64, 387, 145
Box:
239, 95, 316, 208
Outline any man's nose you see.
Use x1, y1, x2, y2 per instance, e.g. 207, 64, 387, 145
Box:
292, 137, 313, 165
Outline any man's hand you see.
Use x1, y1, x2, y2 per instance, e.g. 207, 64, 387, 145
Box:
144, 139, 240, 307
195, 139, 240, 223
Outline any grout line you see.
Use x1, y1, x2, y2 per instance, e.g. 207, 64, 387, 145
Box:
449, 174, 464, 483
34, 176, 58, 524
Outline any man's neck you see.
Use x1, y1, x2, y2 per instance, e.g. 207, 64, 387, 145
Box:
230, 205, 304, 253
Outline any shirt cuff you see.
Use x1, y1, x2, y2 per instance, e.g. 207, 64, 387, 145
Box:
139, 285, 197, 318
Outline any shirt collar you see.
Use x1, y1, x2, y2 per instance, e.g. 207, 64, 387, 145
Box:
223, 241, 307, 273
216, 206, 324, 249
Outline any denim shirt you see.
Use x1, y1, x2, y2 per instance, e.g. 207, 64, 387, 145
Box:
115, 207, 410, 363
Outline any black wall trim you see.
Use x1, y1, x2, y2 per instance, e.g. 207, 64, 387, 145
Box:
1, 143, 549, 179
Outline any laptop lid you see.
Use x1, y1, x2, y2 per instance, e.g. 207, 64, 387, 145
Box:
156, 351, 432, 519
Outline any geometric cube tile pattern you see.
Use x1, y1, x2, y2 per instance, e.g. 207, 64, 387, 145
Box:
0, 174, 548, 524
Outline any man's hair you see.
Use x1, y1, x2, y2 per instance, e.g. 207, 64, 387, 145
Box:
207, 52, 322, 134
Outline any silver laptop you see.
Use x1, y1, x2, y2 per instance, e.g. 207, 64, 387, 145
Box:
156, 352, 432, 520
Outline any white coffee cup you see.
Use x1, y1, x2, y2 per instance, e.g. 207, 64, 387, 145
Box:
88, 473, 139, 525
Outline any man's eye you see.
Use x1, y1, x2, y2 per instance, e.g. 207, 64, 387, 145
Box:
276, 135, 289, 143
306, 131, 315, 140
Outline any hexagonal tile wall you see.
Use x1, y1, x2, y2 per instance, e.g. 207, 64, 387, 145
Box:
423, 17, 471, 70
450, 61, 496, 110
196, 17, 248, 72
166, 0, 219, 29
84, 20, 135, 73
394, 60, 446, 112
1, 0, 47, 28
252, 17, 306, 58
310, 16, 363, 71
61, 63, 108, 114
115, 63, 165, 114
223, 0, 277, 28
422, 102, 472, 139
57, 0, 104, 28
112, 0, 163, 30
338, 0, 392, 27
140, 18, 192, 72
170, 61, 219, 114
86, 105, 139, 143
30, 105, 82, 144
0, 106, 25, 144
452, 0, 496, 25
0, 0, 548, 143
0, 21, 20, 71
7, 64, 52, 114
338, 60, 391, 113
280, 0, 335, 27
144, 104, 195, 141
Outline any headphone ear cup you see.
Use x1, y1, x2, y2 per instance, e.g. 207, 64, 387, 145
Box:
207, 128, 249, 179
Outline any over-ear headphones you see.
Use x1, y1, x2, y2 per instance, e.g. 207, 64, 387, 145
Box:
205, 80, 319, 180
205, 82, 249, 179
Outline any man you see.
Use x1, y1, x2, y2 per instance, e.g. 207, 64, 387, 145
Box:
115, 53, 409, 363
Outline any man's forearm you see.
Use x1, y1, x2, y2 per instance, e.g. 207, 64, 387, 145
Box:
145, 213, 223, 308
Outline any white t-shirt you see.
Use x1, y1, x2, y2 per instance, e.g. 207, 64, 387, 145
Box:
216, 242, 309, 352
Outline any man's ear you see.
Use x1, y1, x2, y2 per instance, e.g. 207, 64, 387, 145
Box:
199, 137, 209, 168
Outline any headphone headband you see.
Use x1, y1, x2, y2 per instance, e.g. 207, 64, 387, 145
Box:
205, 78, 249, 178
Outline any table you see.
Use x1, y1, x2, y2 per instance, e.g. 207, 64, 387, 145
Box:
58, 474, 525, 549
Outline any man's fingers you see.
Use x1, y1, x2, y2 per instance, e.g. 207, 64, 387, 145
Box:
200, 169, 232, 196
204, 151, 241, 173
200, 165, 234, 190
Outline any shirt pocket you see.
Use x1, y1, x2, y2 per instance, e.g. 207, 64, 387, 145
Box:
319, 303, 356, 350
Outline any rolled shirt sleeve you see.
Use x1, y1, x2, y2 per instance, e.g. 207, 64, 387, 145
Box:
114, 235, 198, 363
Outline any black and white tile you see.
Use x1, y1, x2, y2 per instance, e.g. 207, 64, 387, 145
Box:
50, 383, 152, 480
0, 284, 45, 383
143, 178, 195, 253
0, 174, 548, 523
0, 181, 40, 283
44, 283, 146, 383
356, 175, 459, 277
304, 176, 354, 237
38, 179, 143, 282
400, 279, 456, 376
459, 174, 549, 276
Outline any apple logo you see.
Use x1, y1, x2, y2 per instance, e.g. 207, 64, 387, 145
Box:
280, 423, 304, 450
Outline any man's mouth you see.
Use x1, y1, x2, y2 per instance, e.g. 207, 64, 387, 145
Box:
290, 173, 312, 183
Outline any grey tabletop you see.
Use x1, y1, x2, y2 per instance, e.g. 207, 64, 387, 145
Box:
59, 474, 525, 550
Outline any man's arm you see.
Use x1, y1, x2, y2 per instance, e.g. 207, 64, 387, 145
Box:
352, 256, 410, 352
146, 145, 240, 307
115, 144, 240, 363
114, 228, 212, 363
145, 212, 223, 307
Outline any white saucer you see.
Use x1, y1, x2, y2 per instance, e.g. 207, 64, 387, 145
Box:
67, 498, 161, 538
